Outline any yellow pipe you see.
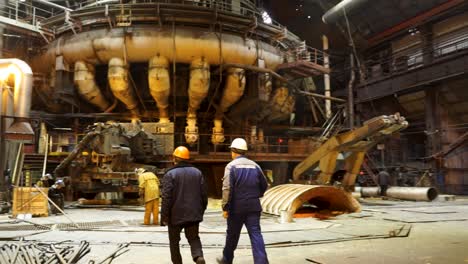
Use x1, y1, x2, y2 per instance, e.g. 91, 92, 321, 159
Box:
32, 27, 283, 73
185, 57, 210, 144
212, 68, 246, 144
108, 57, 139, 116
74, 61, 110, 111
148, 55, 170, 123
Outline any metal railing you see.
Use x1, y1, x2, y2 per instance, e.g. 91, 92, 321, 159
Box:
361, 31, 468, 82
0, 1, 54, 28
173, 132, 319, 157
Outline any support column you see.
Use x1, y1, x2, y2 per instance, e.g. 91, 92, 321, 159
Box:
421, 24, 433, 66
54, 56, 76, 108
425, 88, 441, 161
323, 35, 331, 119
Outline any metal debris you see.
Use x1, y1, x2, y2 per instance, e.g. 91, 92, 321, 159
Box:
0, 241, 128, 264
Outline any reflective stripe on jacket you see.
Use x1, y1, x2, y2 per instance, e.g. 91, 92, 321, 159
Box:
222, 156, 268, 213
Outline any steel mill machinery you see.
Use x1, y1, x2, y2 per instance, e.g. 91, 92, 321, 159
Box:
52, 121, 167, 201
8, 0, 333, 198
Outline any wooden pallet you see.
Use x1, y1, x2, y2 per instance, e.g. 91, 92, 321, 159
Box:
12, 187, 49, 217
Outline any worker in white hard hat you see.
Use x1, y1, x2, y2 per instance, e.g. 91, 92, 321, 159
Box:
136, 168, 160, 225
48, 179, 65, 215
37, 173, 54, 188
217, 138, 269, 264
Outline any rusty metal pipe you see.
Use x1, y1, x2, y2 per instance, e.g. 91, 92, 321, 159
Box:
148, 55, 170, 123
108, 57, 140, 116
74, 61, 110, 111
185, 57, 210, 144
212, 68, 246, 144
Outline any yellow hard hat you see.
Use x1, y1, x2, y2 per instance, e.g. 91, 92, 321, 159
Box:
173, 146, 190, 160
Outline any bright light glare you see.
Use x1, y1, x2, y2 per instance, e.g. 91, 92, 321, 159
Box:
262, 11, 272, 24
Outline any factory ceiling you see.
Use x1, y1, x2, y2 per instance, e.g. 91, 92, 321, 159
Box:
264, 0, 466, 51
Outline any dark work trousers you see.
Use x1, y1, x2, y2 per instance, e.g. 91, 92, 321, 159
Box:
223, 212, 269, 264
380, 185, 388, 196
168, 222, 203, 264
50, 195, 64, 214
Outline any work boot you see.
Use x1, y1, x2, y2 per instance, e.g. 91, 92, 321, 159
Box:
216, 257, 227, 264
195, 256, 206, 264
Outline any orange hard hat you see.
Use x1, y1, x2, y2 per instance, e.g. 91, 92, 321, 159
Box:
173, 146, 190, 160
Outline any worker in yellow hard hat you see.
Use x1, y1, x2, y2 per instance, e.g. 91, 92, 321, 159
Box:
136, 167, 160, 225
161, 146, 207, 264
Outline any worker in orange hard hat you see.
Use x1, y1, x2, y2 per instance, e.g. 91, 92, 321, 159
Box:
172, 146, 190, 160
161, 146, 207, 264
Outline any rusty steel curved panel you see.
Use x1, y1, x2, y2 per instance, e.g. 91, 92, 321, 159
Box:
261, 184, 361, 216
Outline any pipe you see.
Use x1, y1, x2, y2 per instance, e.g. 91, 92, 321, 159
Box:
360, 187, 381, 197
186, 58, 210, 144
0, 59, 34, 136
348, 53, 355, 128
212, 68, 246, 144
323, 35, 331, 119
322, 0, 369, 24
148, 55, 171, 123
108, 57, 140, 116
386, 187, 438, 201
31, 27, 283, 73
33, 0, 73, 12
298, 91, 346, 103
74, 61, 111, 111
79, 0, 119, 9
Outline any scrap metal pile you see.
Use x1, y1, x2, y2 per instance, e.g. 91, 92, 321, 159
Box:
0, 240, 129, 264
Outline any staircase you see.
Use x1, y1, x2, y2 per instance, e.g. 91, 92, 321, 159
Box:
360, 155, 379, 186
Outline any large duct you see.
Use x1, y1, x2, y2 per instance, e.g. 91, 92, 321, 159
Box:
185, 58, 210, 144
148, 55, 170, 123
212, 68, 246, 144
31, 27, 283, 73
108, 57, 139, 116
0, 59, 33, 136
74, 61, 110, 111
322, 0, 369, 24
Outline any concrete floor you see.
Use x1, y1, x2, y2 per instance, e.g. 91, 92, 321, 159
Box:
1, 197, 468, 264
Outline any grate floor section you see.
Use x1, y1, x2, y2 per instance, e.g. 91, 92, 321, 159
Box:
0, 219, 137, 231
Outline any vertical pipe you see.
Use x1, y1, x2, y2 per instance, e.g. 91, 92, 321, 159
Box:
212, 68, 246, 144
323, 35, 331, 119
74, 61, 110, 111
41, 134, 49, 177
148, 55, 170, 123
108, 57, 140, 116
185, 57, 210, 144
0, 85, 4, 191
348, 53, 355, 128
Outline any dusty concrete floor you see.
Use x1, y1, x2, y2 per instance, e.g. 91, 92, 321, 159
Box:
1, 197, 468, 264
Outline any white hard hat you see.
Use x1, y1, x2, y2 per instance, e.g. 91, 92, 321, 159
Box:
230, 138, 248, 151
55, 179, 65, 186
135, 168, 146, 175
